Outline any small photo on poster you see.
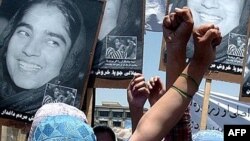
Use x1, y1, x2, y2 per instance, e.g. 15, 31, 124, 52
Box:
105, 36, 137, 60
227, 33, 247, 58
42, 83, 77, 106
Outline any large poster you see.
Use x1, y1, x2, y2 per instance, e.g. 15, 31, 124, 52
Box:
0, 0, 104, 122
90, 0, 144, 88
160, 0, 250, 83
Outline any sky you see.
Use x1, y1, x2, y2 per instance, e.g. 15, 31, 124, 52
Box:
96, 31, 241, 108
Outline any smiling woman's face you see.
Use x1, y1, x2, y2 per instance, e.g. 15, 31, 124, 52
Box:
188, 0, 245, 36
6, 4, 72, 89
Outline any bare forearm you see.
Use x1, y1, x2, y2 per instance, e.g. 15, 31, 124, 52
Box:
130, 60, 207, 141
165, 43, 187, 90
166, 61, 186, 89
129, 106, 144, 133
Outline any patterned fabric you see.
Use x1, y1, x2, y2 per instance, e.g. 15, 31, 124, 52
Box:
227, 44, 245, 57
106, 47, 127, 59
28, 103, 96, 141
192, 130, 223, 141
164, 107, 192, 141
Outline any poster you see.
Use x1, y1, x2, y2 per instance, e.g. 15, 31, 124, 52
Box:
0, 0, 104, 122
239, 35, 250, 102
191, 91, 250, 133
159, 0, 250, 83
90, 0, 144, 88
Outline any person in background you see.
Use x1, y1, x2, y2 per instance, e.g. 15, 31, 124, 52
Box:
128, 7, 221, 141
192, 130, 223, 141
94, 125, 116, 141
28, 102, 96, 141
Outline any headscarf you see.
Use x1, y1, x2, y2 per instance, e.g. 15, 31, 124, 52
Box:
28, 103, 96, 141
0, 0, 86, 114
192, 130, 223, 141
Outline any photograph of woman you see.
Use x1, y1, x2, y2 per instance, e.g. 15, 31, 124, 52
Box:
0, 0, 103, 120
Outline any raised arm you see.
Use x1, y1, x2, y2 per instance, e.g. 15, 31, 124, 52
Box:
163, 7, 193, 90
164, 7, 194, 141
130, 11, 221, 141
127, 73, 149, 133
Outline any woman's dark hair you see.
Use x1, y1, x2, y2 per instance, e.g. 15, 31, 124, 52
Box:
3, 0, 81, 48
93, 125, 116, 141
1, 0, 86, 84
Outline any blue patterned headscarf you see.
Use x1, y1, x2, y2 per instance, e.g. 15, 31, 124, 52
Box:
192, 130, 223, 141
28, 103, 96, 141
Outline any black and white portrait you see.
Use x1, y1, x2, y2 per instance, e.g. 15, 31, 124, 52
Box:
42, 83, 77, 106
91, 0, 144, 80
105, 36, 137, 60
0, 0, 104, 121
227, 33, 247, 58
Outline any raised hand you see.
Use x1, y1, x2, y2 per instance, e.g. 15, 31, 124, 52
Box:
147, 76, 166, 106
163, 7, 194, 45
127, 73, 150, 133
127, 73, 150, 108
163, 7, 194, 89
192, 24, 222, 68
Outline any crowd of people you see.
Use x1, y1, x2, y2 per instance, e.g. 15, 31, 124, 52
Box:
0, 0, 227, 140
25, 5, 223, 141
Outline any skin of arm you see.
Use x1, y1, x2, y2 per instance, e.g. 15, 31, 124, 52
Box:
128, 7, 194, 137
163, 7, 194, 141
129, 8, 222, 141
148, 7, 194, 141
127, 73, 150, 133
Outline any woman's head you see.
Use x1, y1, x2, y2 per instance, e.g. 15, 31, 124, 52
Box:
1, 0, 84, 89
94, 125, 116, 141
28, 103, 96, 141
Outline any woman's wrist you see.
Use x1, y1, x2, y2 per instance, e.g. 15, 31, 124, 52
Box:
182, 59, 210, 89
188, 59, 210, 76
129, 104, 144, 112
171, 59, 209, 98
